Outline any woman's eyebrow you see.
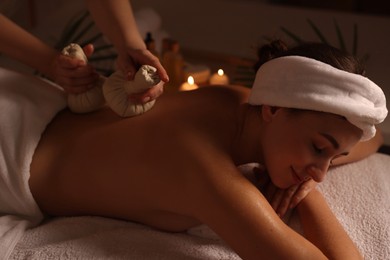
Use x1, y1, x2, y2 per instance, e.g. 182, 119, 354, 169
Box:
320, 133, 340, 149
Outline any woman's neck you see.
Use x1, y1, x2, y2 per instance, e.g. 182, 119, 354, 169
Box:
231, 104, 264, 166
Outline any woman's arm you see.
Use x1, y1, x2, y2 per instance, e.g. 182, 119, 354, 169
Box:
297, 188, 363, 259
251, 171, 362, 258
195, 167, 327, 259
194, 162, 363, 259
332, 126, 383, 165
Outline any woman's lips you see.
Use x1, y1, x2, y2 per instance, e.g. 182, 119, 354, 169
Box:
291, 167, 303, 184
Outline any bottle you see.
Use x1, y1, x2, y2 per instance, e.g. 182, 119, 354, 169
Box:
162, 39, 184, 91
161, 38, 173, 60
144, 32, 160, 60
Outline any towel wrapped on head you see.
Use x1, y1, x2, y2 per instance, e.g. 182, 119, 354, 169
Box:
248, 56, 388, 141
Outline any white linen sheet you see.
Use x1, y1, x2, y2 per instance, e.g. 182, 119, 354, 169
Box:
0, 67, 66, 260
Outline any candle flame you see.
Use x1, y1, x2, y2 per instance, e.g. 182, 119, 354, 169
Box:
217, 69, 224, 76
180, 75, 198, 91
188, 76, 194, 85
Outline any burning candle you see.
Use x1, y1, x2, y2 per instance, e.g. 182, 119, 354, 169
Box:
180, 76, 199, 91
209, 69, 229, 85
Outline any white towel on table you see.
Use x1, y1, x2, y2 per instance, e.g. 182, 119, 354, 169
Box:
0, 67, 66, 259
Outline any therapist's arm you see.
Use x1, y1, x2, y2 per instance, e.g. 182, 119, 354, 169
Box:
85, 0, 168, 83
0, 14, 99, 93
0, 13, 58, 77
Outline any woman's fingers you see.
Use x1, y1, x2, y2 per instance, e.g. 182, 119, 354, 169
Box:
265, 180, 316, 218
289, 179, 317, 209
276, 185, 299, 217
265, 181, 277, 203
269, 188, 285, 215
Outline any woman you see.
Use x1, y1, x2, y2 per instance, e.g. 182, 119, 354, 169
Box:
5, 41, 387, 259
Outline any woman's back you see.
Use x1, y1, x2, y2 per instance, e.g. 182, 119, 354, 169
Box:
29, 85, 249, 229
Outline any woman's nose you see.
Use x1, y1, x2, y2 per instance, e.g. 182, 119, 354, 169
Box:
306, 160, 331, 182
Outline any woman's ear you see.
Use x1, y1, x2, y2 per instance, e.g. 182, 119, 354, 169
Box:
261, 105, 281, 122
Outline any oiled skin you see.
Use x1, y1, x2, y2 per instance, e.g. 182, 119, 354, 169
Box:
30, 86, 247, 230
29, 85, 363, 259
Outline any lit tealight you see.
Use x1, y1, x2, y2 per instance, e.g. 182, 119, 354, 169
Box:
180, 76, 199, 91
210, 69, 229, 85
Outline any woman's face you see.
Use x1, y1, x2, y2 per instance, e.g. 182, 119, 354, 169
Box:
260, 107, 362, 189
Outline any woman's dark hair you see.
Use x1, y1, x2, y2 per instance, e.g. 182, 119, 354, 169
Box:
254, 40, 365, 76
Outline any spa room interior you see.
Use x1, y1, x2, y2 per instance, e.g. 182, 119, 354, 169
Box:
0, 0, 389, 259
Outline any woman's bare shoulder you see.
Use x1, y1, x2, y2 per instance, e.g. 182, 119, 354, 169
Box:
204, 84, 250, 96
189, 85, 250, 104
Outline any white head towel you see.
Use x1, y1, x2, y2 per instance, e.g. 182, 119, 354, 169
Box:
248, 56, 388, 141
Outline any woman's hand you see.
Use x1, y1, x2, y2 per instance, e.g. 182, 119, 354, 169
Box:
264, 179, 317, 218
115, 48, 168, 104
51, 44, 99, 94
252, 167, 317, 218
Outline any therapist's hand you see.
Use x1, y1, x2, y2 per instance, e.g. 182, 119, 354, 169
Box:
116, 48, 168, 104
51, 44, 99, 94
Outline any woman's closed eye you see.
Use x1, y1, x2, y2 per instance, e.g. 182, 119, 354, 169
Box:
312, 143, 324, 154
